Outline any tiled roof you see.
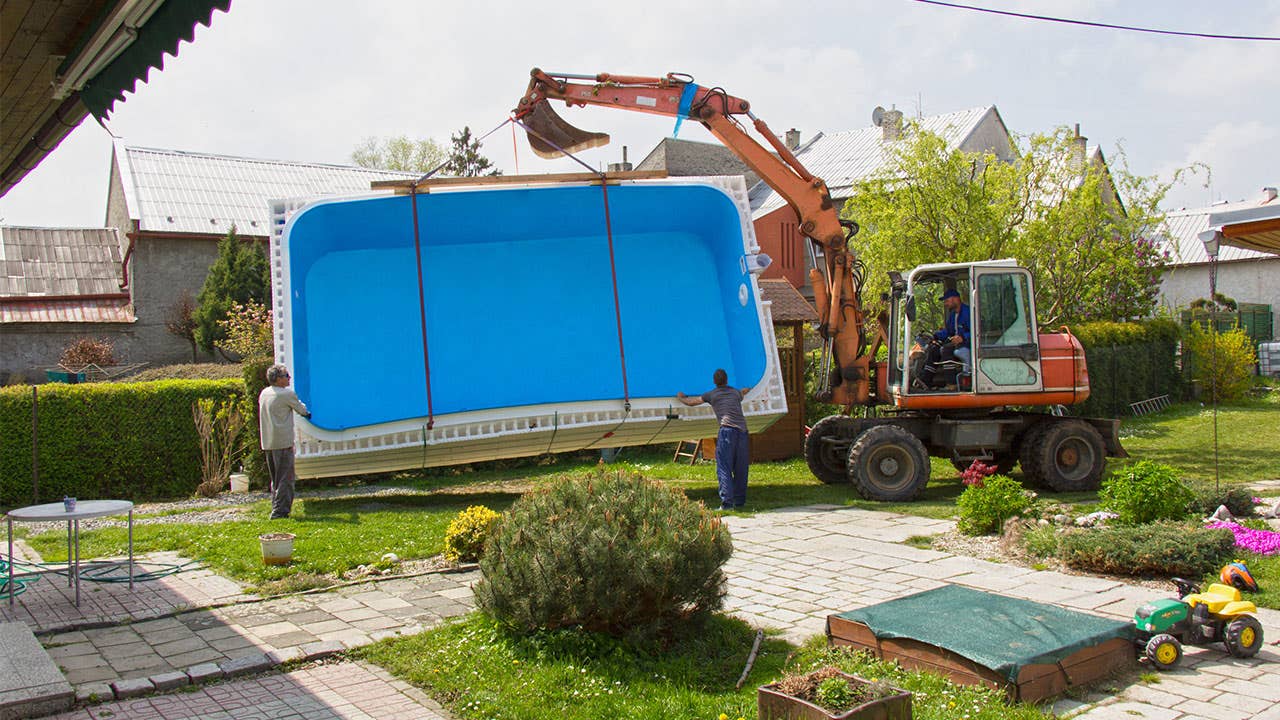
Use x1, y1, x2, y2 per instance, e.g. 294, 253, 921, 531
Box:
636, 138, 759, 186
0, 296, 134, 323
750, 106, 999, 218
117, 141, 419, 235
759, 279, 818, 323
1158, 193, 1280, 266
0, 226, 124, 296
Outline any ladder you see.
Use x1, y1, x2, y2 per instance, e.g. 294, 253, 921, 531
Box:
673, 439, 703, 465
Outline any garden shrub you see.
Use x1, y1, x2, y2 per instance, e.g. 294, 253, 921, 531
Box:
241, 358, 273, 486
956, 474, 1035, 536
1059, 522, 1234, 577
443, 505, 501, 563
475, 472, 732, 643
1022, 525, 1059, 558
0, 379, 244, 504
1098, 460, 1194, 525
1188, 484, 1257, 519
1184, 323, 1257, 402
1070, 318, 1181, 418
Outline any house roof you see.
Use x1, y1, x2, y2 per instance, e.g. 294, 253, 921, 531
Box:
749, 106, 1003, 218
0, 226, 134, 323
1158, 190, 1280, 265
635, 138, 759, 186
759, 279, 818, 323
116, 141, 419, 235
1, 0, 230, 198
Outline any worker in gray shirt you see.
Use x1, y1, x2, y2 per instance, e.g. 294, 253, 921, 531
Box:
258, 364, 310, 519
677, 368, 750, 510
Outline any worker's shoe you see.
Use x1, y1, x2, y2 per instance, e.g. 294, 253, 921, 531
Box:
718, 503, 734, 511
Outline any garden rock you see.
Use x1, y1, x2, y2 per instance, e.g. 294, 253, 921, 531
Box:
1053, 514, 1072, 526
1207, 505, 1235, 523
1075, 511, 1118, 527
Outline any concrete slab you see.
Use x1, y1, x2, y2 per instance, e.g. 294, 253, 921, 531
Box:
0, 622, 74, 720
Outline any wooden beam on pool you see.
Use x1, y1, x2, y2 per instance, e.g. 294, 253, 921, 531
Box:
371, 169, 670, 193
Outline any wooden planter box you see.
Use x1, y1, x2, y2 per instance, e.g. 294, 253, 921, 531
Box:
758, 670, 912, 720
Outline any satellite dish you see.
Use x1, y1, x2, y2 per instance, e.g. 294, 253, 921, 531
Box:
872, 106, 886, 127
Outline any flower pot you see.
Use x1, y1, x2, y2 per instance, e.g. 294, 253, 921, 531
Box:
758, 670, 912, 720
230, 473, 250, 493
259, 533, 295, 566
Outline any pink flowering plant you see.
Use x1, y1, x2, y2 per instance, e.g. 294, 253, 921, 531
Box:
1206, 522, 1280, 556
960, 460, 998, 488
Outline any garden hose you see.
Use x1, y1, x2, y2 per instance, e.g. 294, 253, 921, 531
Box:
0, 558, 39, 597
0, 555, 201, 586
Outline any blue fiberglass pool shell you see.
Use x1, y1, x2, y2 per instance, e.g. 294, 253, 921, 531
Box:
279, 181, 772, 433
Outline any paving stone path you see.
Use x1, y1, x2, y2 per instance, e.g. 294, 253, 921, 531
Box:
8, 502, 1280, 719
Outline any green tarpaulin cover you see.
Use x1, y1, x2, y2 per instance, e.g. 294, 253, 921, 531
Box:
832, 585, 1134, 682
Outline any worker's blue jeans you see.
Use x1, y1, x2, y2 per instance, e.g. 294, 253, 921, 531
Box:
716, 426, 750, 508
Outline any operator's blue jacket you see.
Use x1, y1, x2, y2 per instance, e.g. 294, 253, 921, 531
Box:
934, 304, 972, 344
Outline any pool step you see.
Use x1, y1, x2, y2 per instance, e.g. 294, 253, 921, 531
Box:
0, 622, 73, 719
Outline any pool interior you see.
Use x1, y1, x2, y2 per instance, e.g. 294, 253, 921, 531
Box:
285, 184, 768, 430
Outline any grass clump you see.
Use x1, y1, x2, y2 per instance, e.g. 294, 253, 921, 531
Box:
476, 472, 731, 644
1059, 522, 1234, 577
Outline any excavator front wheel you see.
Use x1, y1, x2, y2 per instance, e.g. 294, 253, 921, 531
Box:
846, 424, 929, 502
805, 416, 856, 485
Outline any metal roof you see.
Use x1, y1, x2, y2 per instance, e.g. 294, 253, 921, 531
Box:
749, 106, 1001, 218
117, 141, 419, 235
0, 225, 134, 323
1158, 192, 1280, 266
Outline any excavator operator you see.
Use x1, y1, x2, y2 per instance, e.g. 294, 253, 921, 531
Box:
918, 289, 971, 389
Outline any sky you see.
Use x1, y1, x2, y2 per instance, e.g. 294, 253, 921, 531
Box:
2, 0, 1279, 227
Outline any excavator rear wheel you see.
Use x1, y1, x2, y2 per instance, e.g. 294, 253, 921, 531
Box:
1027, 420, 1106, 492
805, 415, 858, 485
846, 424, 930, 502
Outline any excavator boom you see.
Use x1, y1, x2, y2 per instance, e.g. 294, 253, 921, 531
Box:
515, 68, 872, 406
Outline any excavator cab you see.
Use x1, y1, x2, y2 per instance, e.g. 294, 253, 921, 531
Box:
891, 260, 1045, 403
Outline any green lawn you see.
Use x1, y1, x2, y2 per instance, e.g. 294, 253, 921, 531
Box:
357, 613, 1054, 720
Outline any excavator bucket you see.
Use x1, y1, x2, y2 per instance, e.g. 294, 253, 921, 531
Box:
522, 102, 610, 159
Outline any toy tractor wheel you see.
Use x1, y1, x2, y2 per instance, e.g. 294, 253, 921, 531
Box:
1145, 634, 1183, 670
1028, 420, 1106, 492
846, 424, 930, 502
806, 416, 860, 484
1224, 616, 1264, 658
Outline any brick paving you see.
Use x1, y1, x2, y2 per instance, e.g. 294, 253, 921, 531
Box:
46, 661, 449, 719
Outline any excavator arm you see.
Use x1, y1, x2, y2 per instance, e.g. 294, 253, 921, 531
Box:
515, 69, 872, 406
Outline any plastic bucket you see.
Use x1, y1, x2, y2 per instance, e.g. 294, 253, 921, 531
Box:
229, 473, 249, 493
259, 533, 295, 566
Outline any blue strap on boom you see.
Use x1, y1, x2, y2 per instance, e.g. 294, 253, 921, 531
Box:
672, 83, 699, 138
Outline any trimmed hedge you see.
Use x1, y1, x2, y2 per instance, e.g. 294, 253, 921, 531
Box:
1059, 522, 1234, 577
1070, 318, 1182, 418
0, 380, 243, 505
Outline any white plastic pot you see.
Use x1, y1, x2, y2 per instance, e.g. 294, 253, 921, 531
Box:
259, 533, 295, 566
229, 473, 250, 493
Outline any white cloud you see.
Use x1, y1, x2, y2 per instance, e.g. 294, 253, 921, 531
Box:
1160, 120, 1279, 209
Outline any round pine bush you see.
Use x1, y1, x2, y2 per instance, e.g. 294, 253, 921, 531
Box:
1099, 461, 1194, 525
956, 475, 1035, 536
1059, 522, 1234, 577
474, 472, 732, 643
1188, 484, 1257, 519
443, 505, 501, 563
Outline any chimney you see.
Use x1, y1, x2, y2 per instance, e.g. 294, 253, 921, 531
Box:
607, 145, 633, 173
881, 108, 903, 141
1262, 186, 1278, 204
785, 128, 801, 150
1072, 123, 1088, 169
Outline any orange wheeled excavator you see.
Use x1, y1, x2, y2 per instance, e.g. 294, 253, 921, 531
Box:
516, 68, 1126, 501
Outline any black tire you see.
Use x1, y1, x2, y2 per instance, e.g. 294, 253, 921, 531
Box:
1028, 420, 1106, 492
846, 424, 930, 502
1145, 634, 1182, 670
1224, 616, 1264, 658
1018, 423, 1049, 487
950, 455, 1016, 476
805, 415, 857, 484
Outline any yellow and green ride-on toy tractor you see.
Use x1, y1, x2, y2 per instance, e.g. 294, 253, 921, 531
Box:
1133, 578, 1264, 670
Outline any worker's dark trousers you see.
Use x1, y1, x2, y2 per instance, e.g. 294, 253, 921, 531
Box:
716, 426, 750, 508
265, 448, 296, 519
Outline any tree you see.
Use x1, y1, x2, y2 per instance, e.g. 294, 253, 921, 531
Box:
165, 290, 200, 362
193, 226, 270, 355
444, 126, 500, 177
350, 135, 446, 172
843, 124, 1180, 325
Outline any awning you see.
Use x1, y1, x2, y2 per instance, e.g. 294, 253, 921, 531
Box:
1199, 203, 1280, 256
